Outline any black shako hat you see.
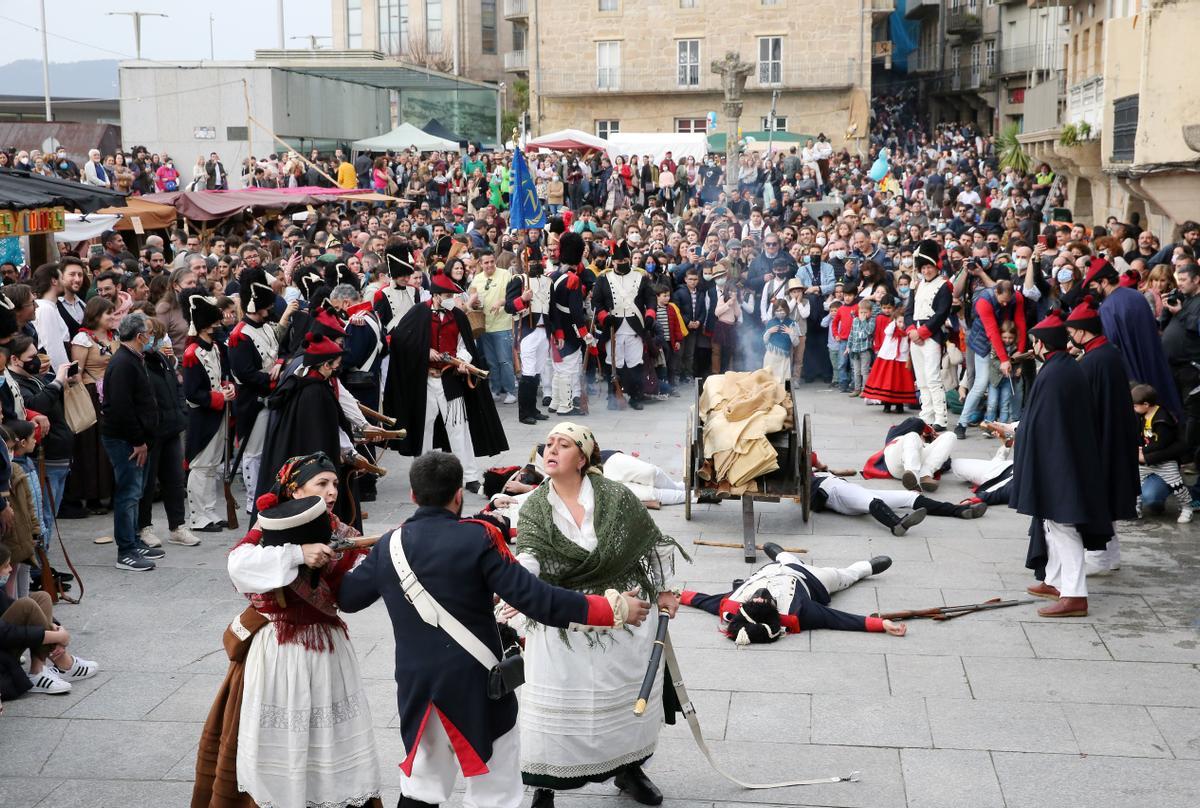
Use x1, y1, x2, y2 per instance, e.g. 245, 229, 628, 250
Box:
257, 495, 331, 547
181, 290, 222, 336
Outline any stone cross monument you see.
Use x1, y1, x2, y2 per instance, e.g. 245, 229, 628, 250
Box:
711, 51, 754, 198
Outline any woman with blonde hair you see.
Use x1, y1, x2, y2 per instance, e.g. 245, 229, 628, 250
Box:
1144, 264, 1176, 318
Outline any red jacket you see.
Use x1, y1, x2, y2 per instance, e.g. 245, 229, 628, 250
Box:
832, 300, 856, 341
872, 313, 890, 352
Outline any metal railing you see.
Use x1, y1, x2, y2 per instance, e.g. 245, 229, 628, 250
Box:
936, 66, 994, 92
945, 8, 983, 37
537, 58, 860, 96
504, 50, 528, 72
998, 44, 1064, 75
503, 0, 528, 19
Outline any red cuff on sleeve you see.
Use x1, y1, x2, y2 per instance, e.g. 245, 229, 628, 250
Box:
554, 329, 564, 341
512, 297, 527, 311
577, 325, 589, 338
865, 616, 885, 632
25, 408, 43, 421
209, 391, 225, 410
596, 310, 609, 327
679, 590, 697, 606
644, 308, 656, 320
584, 594, 615, 626
780, 614, 801, 633
916, 326, 932, 340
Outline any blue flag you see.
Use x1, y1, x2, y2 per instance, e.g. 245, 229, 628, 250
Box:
509, 149, 546, 231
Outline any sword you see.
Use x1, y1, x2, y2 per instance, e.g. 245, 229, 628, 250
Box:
634, 613, 670, 716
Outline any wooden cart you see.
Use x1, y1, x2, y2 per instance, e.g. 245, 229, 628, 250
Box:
683, 379, 812, 563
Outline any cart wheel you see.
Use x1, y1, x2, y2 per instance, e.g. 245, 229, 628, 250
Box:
801, 413, 813, 522
684, 411, 694, 521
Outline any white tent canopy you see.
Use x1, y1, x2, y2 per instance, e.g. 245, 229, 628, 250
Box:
525, 128, 617, 160
53, 213, 123, 243
352, 123, 460, 153
605, 133, 709, 164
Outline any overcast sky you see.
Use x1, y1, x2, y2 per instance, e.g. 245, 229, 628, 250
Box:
0, 0, 333, 65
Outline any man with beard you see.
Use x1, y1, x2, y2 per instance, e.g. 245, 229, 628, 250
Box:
1065, 298, 1140, 574
592, 241, 657, 411
383, 274, 507, 493
1012, 311, 1113, 618
681, 543, 905, 642
547, 232, 592, 416
505, 243, 554, 425
56, 258, 86, 339
1084, 257, 1181, 415
228, 271, 280, 510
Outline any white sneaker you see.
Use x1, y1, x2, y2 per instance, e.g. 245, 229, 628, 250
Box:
503, 393, 517, 405
1178, 507, 1193, 524
27, 669, 71, 695
139, 528, 163, 548
50, 655, 99, 681
169, 526, 202, 546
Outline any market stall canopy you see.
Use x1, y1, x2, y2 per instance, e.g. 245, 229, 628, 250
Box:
352, 123, 460, 153
54, 212, 123, 243
0, 167, 126, 213
605, 133, 708, 164
706, 131, 810, 153
144, 186, 401, 222
97, 196, 178, 232
524, 129, 616, 159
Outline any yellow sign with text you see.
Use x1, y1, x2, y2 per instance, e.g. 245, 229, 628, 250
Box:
0, 206, 66, 238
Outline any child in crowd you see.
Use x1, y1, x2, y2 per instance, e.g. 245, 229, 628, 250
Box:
831, 283, 858, 392
762, 299, 800, 383
0, 543, 100, 699
985, 320, 1020, 423
846, 298, 876, 397
1132, 383, 1193, 523
2, 421, 42, 599
863, 302, 917, 413
654, 284, 686, 397
822, 298, 844, 389
784, 278, 810, 383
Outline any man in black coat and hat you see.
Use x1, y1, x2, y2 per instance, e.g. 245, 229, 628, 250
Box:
1066, 296, 1140, 575
591, 240, 657, 410
228, 269, 280, 510
1012, 310, 1114, 618
383, 273, 507, 493
547, 232, 592, 416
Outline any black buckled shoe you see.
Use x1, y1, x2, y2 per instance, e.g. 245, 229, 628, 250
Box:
530, 788, 555, 808
614, 763, 663, 806
761, 542, 784, 562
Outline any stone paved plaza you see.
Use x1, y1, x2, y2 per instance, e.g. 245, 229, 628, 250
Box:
3, 384, 1200, 808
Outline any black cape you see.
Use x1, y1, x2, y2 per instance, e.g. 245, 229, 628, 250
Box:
382, 304, 508, 458
255, 368, 359, 527
1078, 339, 1140, 521
1010, 351, 1113, 575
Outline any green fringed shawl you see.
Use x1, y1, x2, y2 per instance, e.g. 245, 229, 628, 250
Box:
516, 473, 688, 600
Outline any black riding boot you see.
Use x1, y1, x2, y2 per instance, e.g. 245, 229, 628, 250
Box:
914, 494, 987, 519
531, 374, 548, 419
869, 498, 927, 537
518, 375, 539, 425
624, 366, 644, 410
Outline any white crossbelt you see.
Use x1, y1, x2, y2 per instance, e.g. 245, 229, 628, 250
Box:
389, 529, 500, 670
661, 631, 860, 789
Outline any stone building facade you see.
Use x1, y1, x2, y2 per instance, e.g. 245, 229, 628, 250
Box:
526, 0, 882, 149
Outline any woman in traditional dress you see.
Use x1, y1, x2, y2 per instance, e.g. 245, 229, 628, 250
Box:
514, 422, 686, 808
192, 452, 382, 808
861, 306, 918, 414
64, 297, 118, 514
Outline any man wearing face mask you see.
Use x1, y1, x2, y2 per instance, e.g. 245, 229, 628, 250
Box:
52, 149, 79, 181
384, 274, 508, 493
592, 241, 658, 410
746, 234, 795, 301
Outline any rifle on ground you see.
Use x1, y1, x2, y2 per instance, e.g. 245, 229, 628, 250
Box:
693, 539, 807, 553
873, 597, 1035, 621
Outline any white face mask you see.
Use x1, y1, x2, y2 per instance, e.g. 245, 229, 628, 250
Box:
832, 249, 847, 261
1015, 258, 1029, 270
901, 256, 914, 267
440, 296, 456, 310
816, 236, 827, 246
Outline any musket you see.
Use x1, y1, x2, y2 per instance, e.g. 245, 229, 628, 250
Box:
608, 322, 627, 409
578, 325, 591, 415
356, 426, 407, 444
348, 453, 388, 478
873, 598, 1035, 621
439, 352, 490, 379
222, 402, 239, 531
330, 534, 383, 551
358, 403, 397, 427
634, 613, 671, 716
693, 539, 808, 553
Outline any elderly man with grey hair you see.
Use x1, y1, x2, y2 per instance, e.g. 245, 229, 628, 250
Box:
82, 148, 111, 188
100, 312, 164, 571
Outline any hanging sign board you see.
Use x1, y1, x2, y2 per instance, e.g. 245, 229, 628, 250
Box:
0, 206, 67, 238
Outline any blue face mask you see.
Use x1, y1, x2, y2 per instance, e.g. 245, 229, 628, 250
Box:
0, 573, 8, 587
142, 336, 158, 354
897, 286, 911, 298
646, 260, 656, 271
979, 257, 991, 268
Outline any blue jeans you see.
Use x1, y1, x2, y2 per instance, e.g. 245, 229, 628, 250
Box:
958, 350, 991, 427
985, 376, 1015, 423
101, 436, 146, 556
828, 340, 846, 388
480, 330, 517, 396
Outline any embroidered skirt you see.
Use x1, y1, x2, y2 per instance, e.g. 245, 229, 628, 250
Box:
236, 623, 381, 808
862, 357, 918, 405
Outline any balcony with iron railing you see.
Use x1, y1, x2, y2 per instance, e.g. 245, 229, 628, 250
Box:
503, 0, 528, 20
998, 44, 1064, 76
907, 49, 940, 74
504, 49, 528, 72
1110, 94, 1139, 163
905, 0, 940, 20
536, 58, 861, 97
946, 8, 984, 38
935, 66, 995, 93
1067, 75, 1104, 129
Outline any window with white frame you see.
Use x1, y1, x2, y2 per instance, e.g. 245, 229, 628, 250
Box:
675, 118, 707, 133
426, 0, 443, 50
758, 36, 782, 84
346, 0, 362, 48
950, 45, 960, 70
985, 40, 996, 72
760, 115, 788, 131
596, 120, 620, 138
597, 41, 621, 90
599, 0, 618, 10
677, 39, 700, 87
481, 0, 497, 54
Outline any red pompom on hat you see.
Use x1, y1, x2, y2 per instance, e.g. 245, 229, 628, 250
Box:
1065, 294, 1103, 334
430, 272, 462, 295
302, 333, 344, 366
1083, 257, 1119, 287
1029, 310, 1068, 350
255, 492, 280, 512
312, 305, 348, 337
